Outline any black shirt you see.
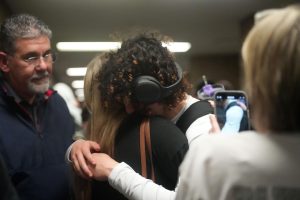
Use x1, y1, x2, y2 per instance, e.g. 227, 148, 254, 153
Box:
91, 114, 188, 200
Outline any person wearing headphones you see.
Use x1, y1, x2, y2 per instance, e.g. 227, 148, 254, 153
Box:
67, 32, 214, 199
70, 34, 193, 200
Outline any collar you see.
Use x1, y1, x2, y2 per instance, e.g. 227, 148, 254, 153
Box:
171, 94, 199, 123
0, 78, 55, 105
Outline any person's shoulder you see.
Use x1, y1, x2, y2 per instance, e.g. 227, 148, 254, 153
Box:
149, 115, 185, 136
47, 89, 66, 102
148, 116, 187, 144
192, 130, 259, 147
180, 132, 259, 162
186, 131, 261, 162
45, 89, 71, 111
185, 131, 300, 171
149, 115, 175, 127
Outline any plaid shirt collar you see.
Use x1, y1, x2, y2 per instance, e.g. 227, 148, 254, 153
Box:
0, 78, 53, 105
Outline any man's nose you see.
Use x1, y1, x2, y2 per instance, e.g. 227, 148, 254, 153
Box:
35, 58, 49, 71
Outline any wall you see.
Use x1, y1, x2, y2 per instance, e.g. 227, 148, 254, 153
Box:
188, 54, 243, 93
187, 12, 255, 95
0, 1, 11, 22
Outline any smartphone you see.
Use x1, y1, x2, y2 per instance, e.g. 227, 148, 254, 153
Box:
213, 90, 250, 133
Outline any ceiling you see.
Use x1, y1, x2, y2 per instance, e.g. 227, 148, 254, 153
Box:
3, 0, 296, 100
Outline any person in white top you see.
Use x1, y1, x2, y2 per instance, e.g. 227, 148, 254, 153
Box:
221, 99, 244, 133
175, 4, 300, 200
78, 3, 300, 200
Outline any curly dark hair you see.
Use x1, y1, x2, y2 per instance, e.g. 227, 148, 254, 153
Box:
98, 32, 189, 111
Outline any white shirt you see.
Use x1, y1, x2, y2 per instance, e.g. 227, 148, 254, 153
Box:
172, 95, 212, 145
175, 131, 300, 200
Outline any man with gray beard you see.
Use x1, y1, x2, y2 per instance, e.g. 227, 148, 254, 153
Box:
0, 14, 74, 200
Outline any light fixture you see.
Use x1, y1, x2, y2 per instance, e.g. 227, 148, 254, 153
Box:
71, 80, 84, 89
56, 42, 121, 52
57, 42, 191, 52
66, 67, 87, 76
162, 42, 191, 53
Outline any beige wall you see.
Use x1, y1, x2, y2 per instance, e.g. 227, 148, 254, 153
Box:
188, 54, 243, 93
186, 13, 255, 94
0, 1, 11, 22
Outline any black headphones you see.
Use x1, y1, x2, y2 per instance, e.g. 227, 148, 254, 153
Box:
132, 63, 183, 104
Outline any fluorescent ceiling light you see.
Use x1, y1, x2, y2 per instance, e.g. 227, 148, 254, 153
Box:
72, 80, 84, 89
56, 42, 191, 52
66, 67, 87, 76
57, 42, 121, 52
162, 42, 191, 53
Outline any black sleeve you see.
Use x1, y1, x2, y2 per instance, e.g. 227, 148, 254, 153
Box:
149, 116, 189, 189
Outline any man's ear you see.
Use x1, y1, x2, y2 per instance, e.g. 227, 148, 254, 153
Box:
0, 52, 10, 73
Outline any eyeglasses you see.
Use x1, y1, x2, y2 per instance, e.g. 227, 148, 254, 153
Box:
7, 52, 57, 66
23, 52, 57, 66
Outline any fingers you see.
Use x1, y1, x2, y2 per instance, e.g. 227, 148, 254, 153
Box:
70, 140, 101, 179
71, 150, 91, 179
88, 153, 119, 181
72, 154, 90, 179
209, 114, 221, 134
84, 141, 101, 165
77, 150, 94, 178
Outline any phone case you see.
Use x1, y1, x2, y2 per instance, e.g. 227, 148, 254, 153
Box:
213, 90, 250, 133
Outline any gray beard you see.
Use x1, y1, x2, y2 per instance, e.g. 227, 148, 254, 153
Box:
27, 79, 50, 94
27, 72, 50, 94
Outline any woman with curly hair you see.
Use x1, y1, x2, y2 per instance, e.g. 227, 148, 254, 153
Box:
68, 32, 213, 171
71, 33, 190, 200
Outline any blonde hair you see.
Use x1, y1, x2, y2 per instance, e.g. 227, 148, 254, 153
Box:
84, 53, 127, 155
242, 4, 300, 132
74, 54, 127, 200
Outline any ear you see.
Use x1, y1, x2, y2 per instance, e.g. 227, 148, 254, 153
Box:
0, 52, 10, 73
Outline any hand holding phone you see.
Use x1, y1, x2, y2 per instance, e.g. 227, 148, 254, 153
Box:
213, 90, 250, 134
